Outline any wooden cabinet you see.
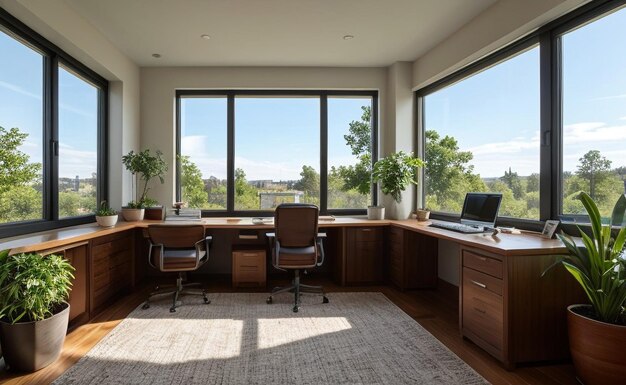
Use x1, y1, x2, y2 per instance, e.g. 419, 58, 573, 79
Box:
459, 246, 585, 368
345, 227, 384, 284
90, 231, 133, 313
386, 227, 438, 290
232, 249, 266, 287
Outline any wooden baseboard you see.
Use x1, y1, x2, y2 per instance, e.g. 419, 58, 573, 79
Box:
437, 278, 458, 303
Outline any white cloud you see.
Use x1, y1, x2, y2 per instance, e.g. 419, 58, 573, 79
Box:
619, 116, 626, 121
0, 81, 41, 100
563, 122, 626, 144
590, 94, 626, 101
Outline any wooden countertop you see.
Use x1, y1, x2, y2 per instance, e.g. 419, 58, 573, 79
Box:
0, 217, 567, 256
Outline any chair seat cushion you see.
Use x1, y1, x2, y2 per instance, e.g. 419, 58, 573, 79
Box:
161, 250, 206, 270
276, 246, 316, 268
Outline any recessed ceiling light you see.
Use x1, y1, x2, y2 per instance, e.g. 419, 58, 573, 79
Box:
343, 35, 354, 40
152, 53, 161, 58
201, 34, 211, 40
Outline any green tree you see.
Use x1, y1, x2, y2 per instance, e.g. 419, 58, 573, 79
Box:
234, 168, 259, 209
526, 173, 539, 193
336, 106, 372, 195
500, 167, 524, 199
294, 165, 320, 204
424, 130, 485, 211
0, 126, 41, 194
179, 155, 209, 208
576, 150, 612, 200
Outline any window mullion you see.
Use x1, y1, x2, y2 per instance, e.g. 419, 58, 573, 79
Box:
320, 93, 328, 214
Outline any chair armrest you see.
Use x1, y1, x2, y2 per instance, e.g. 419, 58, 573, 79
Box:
266, 232, 276, 238
316, 235, 326, 267
317, 232, 327, 239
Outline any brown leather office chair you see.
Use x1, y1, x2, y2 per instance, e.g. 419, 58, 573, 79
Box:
266, 203, 328, 312
142, 224, 211, 312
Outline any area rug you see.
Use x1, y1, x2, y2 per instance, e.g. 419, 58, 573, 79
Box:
53, 292, 488, 385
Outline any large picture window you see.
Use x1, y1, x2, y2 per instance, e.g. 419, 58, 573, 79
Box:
423, 46, 540, 220
0, 10, 107, 238
418, 1, 626, 227
176, 91, 378, 215
560, 6, 626, 220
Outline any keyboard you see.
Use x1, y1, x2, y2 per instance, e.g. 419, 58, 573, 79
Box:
429, 221, 486, 234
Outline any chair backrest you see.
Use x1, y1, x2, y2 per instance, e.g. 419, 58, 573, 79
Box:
274, 204, 319, 248
147, 224, 205, 248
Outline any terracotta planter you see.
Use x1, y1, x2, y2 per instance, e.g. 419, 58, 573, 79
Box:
567, 304, 626, 385
121, 208, 145, 221
415, 209, 430, 221
0, 303, 70, 372
95, 214, 118, 227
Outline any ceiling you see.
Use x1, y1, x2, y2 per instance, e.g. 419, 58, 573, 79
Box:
63, 0, 497, 67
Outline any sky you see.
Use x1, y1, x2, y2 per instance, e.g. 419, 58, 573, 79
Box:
2, 6, 625, 182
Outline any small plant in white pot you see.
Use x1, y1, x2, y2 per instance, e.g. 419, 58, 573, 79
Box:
0, 250, 75, 372
95, 200, 118, 227
121, 149, 167, 221
372, 151, 424, 219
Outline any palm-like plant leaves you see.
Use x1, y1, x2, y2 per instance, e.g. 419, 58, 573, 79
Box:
551, 193, 626, 324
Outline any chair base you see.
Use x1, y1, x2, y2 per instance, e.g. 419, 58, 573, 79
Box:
266, 269, 328, 312
142, 273, 210, 312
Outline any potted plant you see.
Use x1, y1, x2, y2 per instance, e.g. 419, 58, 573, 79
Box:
371, 151, 424, 219
142, 197, 164, 221
546, 192, 626, 385
415, 208, 431, 221
121, 149, 167, 221
95, 200, 118, 227
0, 250, 75, 372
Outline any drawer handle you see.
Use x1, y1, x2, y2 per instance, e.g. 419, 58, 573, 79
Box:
470, 280, 487, 289
473, 307, 486, 314
242, 253, 259, 257
476, 256, 487, 261
361, 228, 372, 232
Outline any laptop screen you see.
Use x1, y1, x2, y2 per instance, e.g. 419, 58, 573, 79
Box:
460, 193, 502, 227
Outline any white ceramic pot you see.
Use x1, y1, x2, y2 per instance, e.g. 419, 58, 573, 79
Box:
415, 209, 431, 221
95, 215, 118, 227
121, 208, 145, 222
367, 206, 385, 220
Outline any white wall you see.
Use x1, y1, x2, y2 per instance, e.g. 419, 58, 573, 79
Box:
0, 0, 141, 209
412, 0, 588, 90
140, 66, 387, 207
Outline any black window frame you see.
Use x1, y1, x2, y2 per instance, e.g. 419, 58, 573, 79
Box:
415, 0, 625, 232
0, 7, 108, 239
176, 89, 379, 217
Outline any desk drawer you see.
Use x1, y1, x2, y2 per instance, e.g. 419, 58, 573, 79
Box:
463, 250, 503, 279
232, 250, 266, 287
463, 267, 503, 296
352, 227, 383, 243
462, 268, 504, 351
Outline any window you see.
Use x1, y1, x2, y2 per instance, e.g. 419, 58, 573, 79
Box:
327, 96, 374, 209
58, 66, 99, 218
234, 96, 320, 210
0, 29, 44, 224
179, 96, 228, 210
176, 91, 378, 215
422, 46, 540, 220
0, 10, 107, 238
560, 6, 626, 220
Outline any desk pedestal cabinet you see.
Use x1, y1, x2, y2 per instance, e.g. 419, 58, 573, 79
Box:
232, 249, 266, 288
459, 245, 585, 368
386, 227, 438, 290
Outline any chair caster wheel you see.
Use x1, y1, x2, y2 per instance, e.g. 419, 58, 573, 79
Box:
169, 307, 176, 313
203, 298, 210, 304
292, 306, 299, 313
266, 297, 273, 304
323, 296, 329, 304
142, 303, 150, 309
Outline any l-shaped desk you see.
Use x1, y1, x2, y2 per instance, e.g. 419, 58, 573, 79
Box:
0, 217, 583, 369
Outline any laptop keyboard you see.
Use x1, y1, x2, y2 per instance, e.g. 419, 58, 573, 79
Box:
429, 221, 486, 234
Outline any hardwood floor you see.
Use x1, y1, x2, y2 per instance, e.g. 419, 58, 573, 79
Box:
0, 278, 578, 385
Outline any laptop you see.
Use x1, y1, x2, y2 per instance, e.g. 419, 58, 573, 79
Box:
429, 192, 503, 233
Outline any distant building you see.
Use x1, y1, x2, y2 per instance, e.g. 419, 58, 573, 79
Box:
259, 191, 304, 209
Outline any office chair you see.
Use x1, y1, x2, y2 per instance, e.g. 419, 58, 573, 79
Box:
266, 203, 329, 312
142, 224, 212, 312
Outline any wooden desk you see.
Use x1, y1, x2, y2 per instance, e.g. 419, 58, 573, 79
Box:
0, 217, 581, 368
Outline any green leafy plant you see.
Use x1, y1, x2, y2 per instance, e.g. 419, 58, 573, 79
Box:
95, 200, 117, 216
125, 200, 145, 209
372, 151, 424, 203
549, 192, 626, 325
0, 250, 75, 324
121, 149, 167, 206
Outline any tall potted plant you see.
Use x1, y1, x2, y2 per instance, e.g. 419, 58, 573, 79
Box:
0, 250, 75, 372
371, 151, 424, 219
548, 192, 626, 385
121, 149, 167, 221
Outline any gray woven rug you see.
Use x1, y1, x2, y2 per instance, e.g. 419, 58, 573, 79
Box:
53, 292, 488, 385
